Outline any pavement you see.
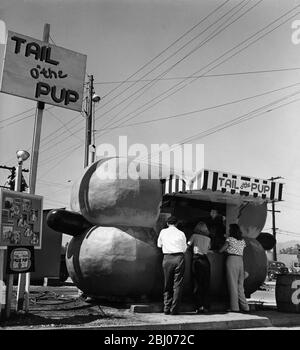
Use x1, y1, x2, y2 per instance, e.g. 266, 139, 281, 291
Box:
1, 280, 300, 330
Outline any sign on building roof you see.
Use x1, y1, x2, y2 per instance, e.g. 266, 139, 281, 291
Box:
0, 31, 86, 112
162, 169, 284, 202
191, 169, 283, 201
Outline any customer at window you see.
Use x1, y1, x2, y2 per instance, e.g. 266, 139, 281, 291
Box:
187, 221, 211, 313
219, 223, 249, 313
157, 216, 187, 315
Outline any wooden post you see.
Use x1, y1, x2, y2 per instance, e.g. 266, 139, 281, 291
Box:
5, 161, 22, 318
0, 250, 5, 320
84, 75, 94, 167
16, 23, 50, 313
271, 200, 277, 261
5, 274, 13, 318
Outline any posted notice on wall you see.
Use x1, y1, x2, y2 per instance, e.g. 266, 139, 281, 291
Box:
0, 189, 43, 249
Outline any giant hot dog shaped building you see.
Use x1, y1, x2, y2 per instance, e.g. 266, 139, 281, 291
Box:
47, 157, 283, 301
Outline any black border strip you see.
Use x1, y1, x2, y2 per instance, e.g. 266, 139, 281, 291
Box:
175, 178, 179, 193
278, 183, 283, 201
202, 170, 209, 190
168, 176, 173, 194
212, 172, 219, 191
241, 176, 251, 181
270, 182, 275, 200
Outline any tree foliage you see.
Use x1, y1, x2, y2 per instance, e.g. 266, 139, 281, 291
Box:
279, 244, 300, 254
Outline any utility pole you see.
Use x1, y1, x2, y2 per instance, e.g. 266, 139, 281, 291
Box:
84, 74, 94, 168
29, 24, 50, 194
17, 23, 51, 313
0, 165, 29, 191
267, 176, 283, 261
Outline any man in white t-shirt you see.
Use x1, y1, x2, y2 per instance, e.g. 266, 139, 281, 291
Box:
157, 216, 187, 315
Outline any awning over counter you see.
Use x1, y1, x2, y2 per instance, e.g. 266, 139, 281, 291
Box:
162, 169, 283, 203
162, 174, 187, 195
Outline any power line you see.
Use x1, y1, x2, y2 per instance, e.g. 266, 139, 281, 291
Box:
277, 231, 300, 238
97, 0, 249, 114
35, 89, 89, 157
40, 95, 300, 206
37, 142, 83, 179
94, 67, 300, 85
97, 0, 260, 129
43, 198, 68, 206
99, 0, 230, 102
165, 94, 300, 151
92, 90, 300, 173
137, 90, 300, 164
38, 180, 71, 187
0, 107, 35, 124
278, 229, 300, 236
38, 139, 82, 166
0, 105, 57, 130
96, 3, 300, 136
49, 34, 57, 46
1, 109, 83, 166
37, 119, 84, 162
46, 109, 84, 142
278, 204, 300, 212
94, 82, 300, 132
0, 111, 35, 130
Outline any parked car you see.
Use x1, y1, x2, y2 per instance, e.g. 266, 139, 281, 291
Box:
267, 261, 289, 281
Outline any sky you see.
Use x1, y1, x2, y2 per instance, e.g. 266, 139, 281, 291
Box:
0, 0, 300, 244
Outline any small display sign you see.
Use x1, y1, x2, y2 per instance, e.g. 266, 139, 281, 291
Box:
6, 246, 35, 274
0, 189, 43, 249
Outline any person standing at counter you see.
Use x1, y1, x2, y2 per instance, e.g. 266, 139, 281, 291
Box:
157, 216, 187, 315
219, 223, 249, 313
187, 222, 211, 313
207, 208, 226, 250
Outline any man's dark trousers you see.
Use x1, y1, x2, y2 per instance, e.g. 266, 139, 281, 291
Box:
162, 253, 185, 314
192, 254, 210, 309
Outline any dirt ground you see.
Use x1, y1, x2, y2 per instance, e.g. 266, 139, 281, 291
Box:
0, 281, 277, 329
0, 285, 151, 329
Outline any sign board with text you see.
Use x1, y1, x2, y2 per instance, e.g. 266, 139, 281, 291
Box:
0, 189, 43, 249
0, 31, 87, 111
6, 246, 35, 274
189, 169, 283, 201
216, 174, 272, 198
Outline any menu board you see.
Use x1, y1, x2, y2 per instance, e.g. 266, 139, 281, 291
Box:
0, 189, 43, 249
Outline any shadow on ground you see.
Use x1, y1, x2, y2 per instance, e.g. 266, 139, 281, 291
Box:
1, 293, 132, 328
0, 312, 105, 327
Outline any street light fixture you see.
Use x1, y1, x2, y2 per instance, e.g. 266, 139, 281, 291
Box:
15, 150, 30, 191
16, 150, 30, 164
92, 93, 101, 103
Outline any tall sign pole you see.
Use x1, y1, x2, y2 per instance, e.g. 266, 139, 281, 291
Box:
17, 24, 51, 312
5, 156, 24, 318
84, 74, 94, 168
268, 176, 283, 262
1, 24, 87, 313
30, 23, 50, 193
271, 200, 277, 261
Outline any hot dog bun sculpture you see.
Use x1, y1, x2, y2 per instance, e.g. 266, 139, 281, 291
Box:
47, 157, 275, 300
